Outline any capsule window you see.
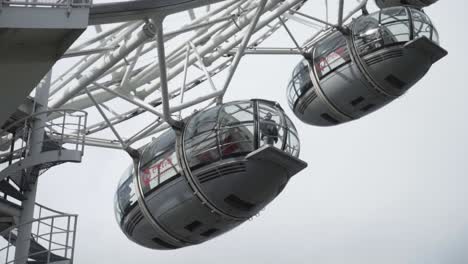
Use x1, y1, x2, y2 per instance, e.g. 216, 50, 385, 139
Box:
186, 130, 221, 170
218, 126, 255, 159
381, 21, 411, 44
139, 130, 182, 194
184, 105, 221, 136
380, 7, 409, 25
313, 31, 351, 79
115, 165, 137, 221
284, 129, 300, 158
353, 7, 413, 56
219, 103, 254, 127
284, 115, 300, 157
258, 104, 284, 149
411, 9, 437, 43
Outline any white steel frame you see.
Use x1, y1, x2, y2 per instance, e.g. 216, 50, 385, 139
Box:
41, 0, 369, 151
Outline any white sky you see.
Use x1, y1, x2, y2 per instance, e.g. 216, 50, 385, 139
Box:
36, 0, 468, 263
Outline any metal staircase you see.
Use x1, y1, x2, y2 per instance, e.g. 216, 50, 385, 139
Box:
0, 109, 87, 194
0, 106, 86, 264
0, 203, 78, 264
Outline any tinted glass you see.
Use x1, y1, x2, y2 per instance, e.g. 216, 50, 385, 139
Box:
218, 102, 255, 157
218, 125, 255, 158
184, 102, 255, 169
258, 103, 284, 149
219, 103, 254, 127
313, 31, 351, 79
353, 7, 411, 56
284, 115, 300, 157
353, 7, 439, 57
411, 9, 438, 43
287, 60, 313, 109
186, 130, 220, 169
115, 164, 137, 221
183, 101, 301, 167
184, 106, 221, 138
139, 130, 181, 195
380, 7, 408, 24
353, 14, 382, 55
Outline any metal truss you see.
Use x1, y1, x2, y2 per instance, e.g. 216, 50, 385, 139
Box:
45, 0, 371, 151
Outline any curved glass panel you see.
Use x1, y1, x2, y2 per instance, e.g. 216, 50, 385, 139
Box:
218, 125, 255, 158
115, 164, 137, 222
258, 102, 284, 149
287, 60, 313, 109
380, 6, 409, 24
313, 31, 351, 79
219, 103, 254, 127
184, 105, 221, 137
284, 115, 300, 157
218, 102, 255, 158
184, 100, 301, 164
353, 13, 382, 55
185, 130, 220, 169
353, 7, 439, 56
184, 102, 256, 169
353, 9, 411, 56
380, 7, 411, 45
411, 9, 439, 43
139, 130, 181, 195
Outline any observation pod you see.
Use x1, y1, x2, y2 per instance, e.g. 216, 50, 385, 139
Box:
287, 6, 447, 127
375, 0, 439, 9
114, 99, 307, 250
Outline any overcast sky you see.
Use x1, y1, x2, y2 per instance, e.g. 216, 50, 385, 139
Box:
35, 0, 468, 263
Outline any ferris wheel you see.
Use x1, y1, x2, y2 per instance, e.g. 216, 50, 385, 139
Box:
0, 0, 446, 261
49, 0, 328, 150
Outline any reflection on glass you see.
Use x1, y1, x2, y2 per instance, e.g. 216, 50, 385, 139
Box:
287, 60, 313, 108
186, 130, 220, 169
219, 125, 254, 158
284, 115, 300, 157
411, 9, 438, 43
219, 103, 253, 127
184, 106, 221, 137
313, 31, 351, 79
353, 6, 439, 56
115, 165, 137, 223
380, 7, 408, 24
140, 130, 181, 194
185, 102, 255, 166
285, 132, 300, 157
184, 100, 300, 163
258, 103, 283, 149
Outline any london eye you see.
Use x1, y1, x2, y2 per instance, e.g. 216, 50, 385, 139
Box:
0, 0, 460, 263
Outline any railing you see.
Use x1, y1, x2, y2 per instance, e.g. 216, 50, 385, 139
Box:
0, 203, 78, 264
0, 109, 88, 166
0, 0, 91, 8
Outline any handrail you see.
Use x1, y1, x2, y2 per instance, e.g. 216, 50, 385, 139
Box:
5, 247, 73, 264
1, 109, 87, 134
35, 202, 72, 216
0, 204, 78, 264
0, 109, 88, 168
0, 215, 77, 236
